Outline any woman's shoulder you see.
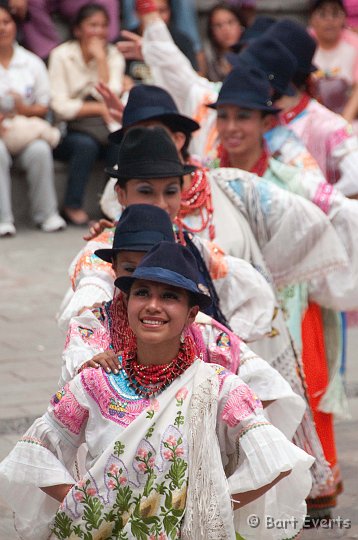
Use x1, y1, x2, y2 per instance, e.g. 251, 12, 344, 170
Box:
13, 43, 47, 69
50, 40, 80, 60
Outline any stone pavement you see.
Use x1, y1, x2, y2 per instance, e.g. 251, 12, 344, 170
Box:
0, 226, 358, 539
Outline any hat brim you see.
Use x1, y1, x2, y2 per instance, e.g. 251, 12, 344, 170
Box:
115, 268, 212, 310
109, 113, 200, 144
207, 99, 281, 114
105, 162, 197, 180
95, 246, 149, 263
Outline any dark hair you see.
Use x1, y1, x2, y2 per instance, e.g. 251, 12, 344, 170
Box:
72, 2, 109, 31
291, 71, 315, 96
0, 0, 19, 23
207, 2, 246, 52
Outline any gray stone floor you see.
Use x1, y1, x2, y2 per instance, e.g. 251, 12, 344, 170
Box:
0, 226, 357, 539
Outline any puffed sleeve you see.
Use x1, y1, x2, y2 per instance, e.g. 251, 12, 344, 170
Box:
217, 374, 314, 539
192, 236, 276, 341
0, 377, 88, 540
60, 306, 112, 386
57, 228, 116, 331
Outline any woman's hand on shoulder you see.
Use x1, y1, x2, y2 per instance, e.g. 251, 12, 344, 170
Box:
80, 350, 122, 374
83, 218, 115, 241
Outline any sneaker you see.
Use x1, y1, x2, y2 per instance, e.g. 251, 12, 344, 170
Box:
0, 222, 16, 237
40, 213, 67, 232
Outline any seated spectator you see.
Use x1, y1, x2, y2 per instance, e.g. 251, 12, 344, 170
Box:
310, 0, 358, 124
18, 0, 120, 60
204, 2, 246, 81
48, 3, 125, 226
0, 1, 66, 237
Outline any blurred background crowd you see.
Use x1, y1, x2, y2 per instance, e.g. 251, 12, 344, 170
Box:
1, 0, 358, 234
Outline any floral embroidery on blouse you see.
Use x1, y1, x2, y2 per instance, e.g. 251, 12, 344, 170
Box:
221, 384, 263, 428
51, 384, 89, 435
64, 321, 111, 351
81, 368, 149, 427
53, 410, 188, 539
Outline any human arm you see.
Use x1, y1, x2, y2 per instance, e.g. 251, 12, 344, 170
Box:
8, 0, 27, 19
57, 229, 116, 331
217, 374, 314, 537
193, 236, 277, 341
0, 377, 88, 532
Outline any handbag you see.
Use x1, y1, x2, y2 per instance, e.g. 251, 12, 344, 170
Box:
67, 96, 110, 145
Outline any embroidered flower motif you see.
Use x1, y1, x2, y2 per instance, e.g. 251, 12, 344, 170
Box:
108, 463, 120, 475
163, 449, 174, 460
107, 479, 116, 490
74, 491, 84, 502
52, 384, 89, 435
221, 383, 263, 428
86, 488, 96, 497
175, 387, 188, 402
146, 398, 160, 418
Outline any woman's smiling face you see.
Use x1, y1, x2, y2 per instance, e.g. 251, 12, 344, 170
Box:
127, 280, 198, 345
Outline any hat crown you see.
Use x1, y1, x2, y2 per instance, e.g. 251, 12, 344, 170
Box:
215, 64, 278, 111
239, 36, 297, 92
122, 85, 179, 128
112, 204, 175, 249
117, 126, 181, 168
138, 241, 200, 283
265, 19, 316, 74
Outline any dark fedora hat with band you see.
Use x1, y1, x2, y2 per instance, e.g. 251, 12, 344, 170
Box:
227, 36, 297, 96
115, 241, 212, 310
264, 19, 317, 75
105, 126, 197, 180
95, 204, 175, 263
208, 64, 281, 113
109, 85, 200, 144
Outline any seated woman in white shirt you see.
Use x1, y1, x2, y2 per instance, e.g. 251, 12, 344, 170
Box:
0, 1, 66, 237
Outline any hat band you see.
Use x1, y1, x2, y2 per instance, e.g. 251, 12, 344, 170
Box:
133, 266, 199, 293
114, 231, 172, 249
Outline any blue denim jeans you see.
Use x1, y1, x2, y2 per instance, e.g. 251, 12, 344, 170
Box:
54, 131, 117, 209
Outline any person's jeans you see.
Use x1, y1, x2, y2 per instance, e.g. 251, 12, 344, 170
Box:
54, 131, 117, 210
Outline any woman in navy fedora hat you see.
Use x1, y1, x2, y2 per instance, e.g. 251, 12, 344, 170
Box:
0, 239, 314, 539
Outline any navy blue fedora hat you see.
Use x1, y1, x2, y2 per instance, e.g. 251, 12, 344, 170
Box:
95, 204, 175, 263
105, 126, 197, 180
109, 85, 200, 144
264, 19, 317, 75
115, 241, 212, 310
227, 36, 298, 96
209, 64, 281, 113
231, 16, 276, 52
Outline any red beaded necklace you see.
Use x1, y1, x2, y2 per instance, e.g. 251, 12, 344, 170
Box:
110, 292, 137, 353
217, 143, 270, 177
175, 168, 215, 241
121, 335, 197, 398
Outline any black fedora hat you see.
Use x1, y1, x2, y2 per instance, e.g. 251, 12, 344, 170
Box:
227, 36, 297, 96
95, 204, 175, 263
105, 126, 197, 180
208, 64, 281, 113
115, 241, 212, 310
231, 16, 276, 52
264, 19, 317, 75
109, 85, 200, 144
